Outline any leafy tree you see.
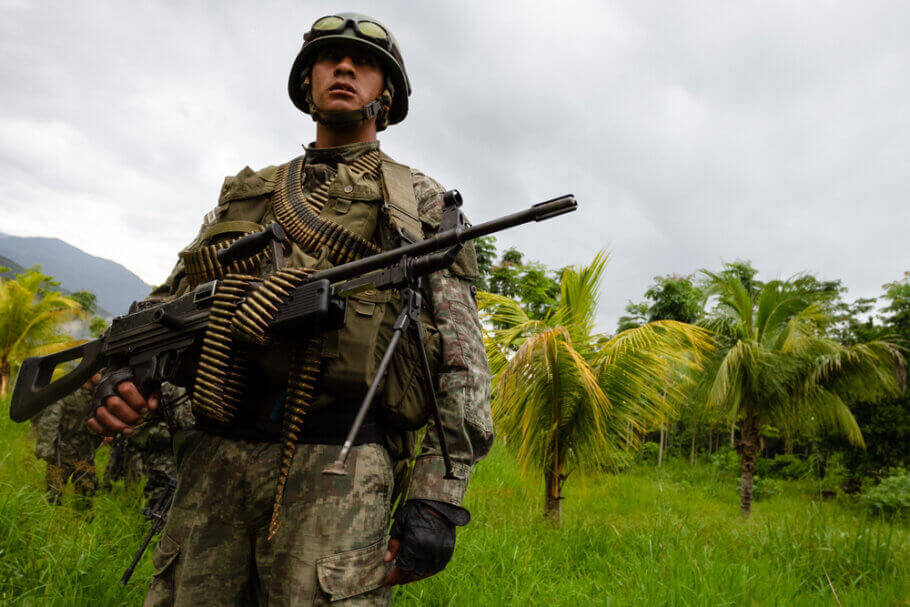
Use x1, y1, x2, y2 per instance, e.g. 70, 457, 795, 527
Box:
69, 290, 98, 315
698, 271, 905, 514
831, 273, 910, 482
69, 289, 109, 337
479, 252, 712, 524
473, 235, 498, 292
0, 268, 86, 397
717, 260, 761, 294
487, 248, 561, 320
89, 317, 109, 338
617, 274, 707, 462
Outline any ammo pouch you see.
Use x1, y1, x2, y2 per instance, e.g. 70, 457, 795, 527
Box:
321, 287, 442, 430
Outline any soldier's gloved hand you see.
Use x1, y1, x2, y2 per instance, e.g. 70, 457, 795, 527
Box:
85, 370, 160, 442
384, 499, 470, 586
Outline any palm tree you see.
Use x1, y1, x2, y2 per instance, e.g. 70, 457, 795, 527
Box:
0, 268, 85, 397
699, 272, 905, 515
479, 253, 712, 524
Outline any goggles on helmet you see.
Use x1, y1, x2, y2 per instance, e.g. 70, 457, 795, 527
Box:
304, 15, 391, 51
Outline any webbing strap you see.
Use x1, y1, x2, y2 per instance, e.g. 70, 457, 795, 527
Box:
202, 220, 264, 241
380, 160, 422, 242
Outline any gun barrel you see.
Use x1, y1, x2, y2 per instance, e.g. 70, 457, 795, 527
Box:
308, 194, 577, 286
460, 194, 577, 240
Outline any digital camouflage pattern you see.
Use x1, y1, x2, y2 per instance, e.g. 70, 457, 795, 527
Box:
144, 432, 393, 606
144, 140, 492, 605
129, 383, 195, 500
32, 387, 101, 506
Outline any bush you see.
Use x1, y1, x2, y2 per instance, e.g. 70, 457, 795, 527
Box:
756, 454, 812, 480
747, 476, 782, 501
862, 468, 910, 515
710, 448, 739, 475
639, 441, 660, 464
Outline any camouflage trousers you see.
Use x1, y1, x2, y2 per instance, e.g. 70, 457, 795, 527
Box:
144, 431, 394, 607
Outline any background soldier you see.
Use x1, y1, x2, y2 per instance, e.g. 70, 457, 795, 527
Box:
88, 12, 493, 606
129, 383, 194, 502
33, 386, 101, 508
101, 383, 194, 502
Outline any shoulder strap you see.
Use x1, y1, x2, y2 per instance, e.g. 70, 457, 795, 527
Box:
380, 158, 423, 243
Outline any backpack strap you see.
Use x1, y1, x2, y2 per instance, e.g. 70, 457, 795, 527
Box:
380, 159, 423, 243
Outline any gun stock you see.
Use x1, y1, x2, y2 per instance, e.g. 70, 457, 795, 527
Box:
10, 340, 106, 422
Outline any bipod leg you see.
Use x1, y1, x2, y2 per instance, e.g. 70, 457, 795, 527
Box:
322, 300, 411, 476
407, 294, 458, 480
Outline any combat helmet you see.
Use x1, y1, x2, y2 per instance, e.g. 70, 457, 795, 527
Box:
288, 13, 411, 129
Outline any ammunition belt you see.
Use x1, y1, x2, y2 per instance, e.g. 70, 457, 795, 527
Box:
180, 234, 271, 288
272, 150, 383, 266
191, 275, 260, 423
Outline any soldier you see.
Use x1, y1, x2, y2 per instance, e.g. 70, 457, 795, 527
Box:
88, 13, 492, 606
33, 386, 101, 508
129, 383, 194, 502
100, 432, 144, 491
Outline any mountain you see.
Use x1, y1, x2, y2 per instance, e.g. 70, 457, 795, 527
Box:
0, 233, 152, 316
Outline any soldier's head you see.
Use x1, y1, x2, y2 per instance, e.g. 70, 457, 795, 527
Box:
288, 13, 411, 133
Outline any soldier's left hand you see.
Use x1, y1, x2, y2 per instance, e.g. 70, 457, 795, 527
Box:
384, 499, 470, 586
84, 372, 160, 442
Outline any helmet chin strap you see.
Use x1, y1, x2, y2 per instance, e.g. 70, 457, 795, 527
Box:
310, 98, 382, 127
302, 73, 393, 130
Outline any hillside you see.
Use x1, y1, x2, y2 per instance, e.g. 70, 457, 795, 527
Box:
0, 233, 152, 316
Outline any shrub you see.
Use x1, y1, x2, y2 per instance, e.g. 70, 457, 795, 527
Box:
748, 476, 782, 501
639, 441, 660, 464
862, 468, 910, 515
757, 454, 812, 480
710, 448, 739, 475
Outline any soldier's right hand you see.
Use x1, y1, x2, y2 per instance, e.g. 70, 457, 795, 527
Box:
85, 372, 160, 440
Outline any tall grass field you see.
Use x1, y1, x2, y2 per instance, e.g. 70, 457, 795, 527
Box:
1, 397, 907, 606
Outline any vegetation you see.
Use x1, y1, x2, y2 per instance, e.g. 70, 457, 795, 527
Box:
0, 268, 86, 397
697, 271, 904, 514
1, 407, 906, 606
0, 253, 907, 604
479, 253, 711, 523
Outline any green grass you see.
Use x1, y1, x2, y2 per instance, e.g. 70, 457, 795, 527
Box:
1, 399, 907, 606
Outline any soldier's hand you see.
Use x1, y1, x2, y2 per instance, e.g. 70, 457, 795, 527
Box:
85, 372, 160, 440
384, 499, 470, 586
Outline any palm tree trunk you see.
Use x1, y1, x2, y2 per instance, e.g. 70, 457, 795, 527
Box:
658, 423, 665, 466
544, 468, 562, 524
690, 424, 697, 464
0, 360, 9, 398
737, 412, 760, 516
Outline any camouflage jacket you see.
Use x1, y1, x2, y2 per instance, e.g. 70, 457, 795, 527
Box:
33, 387, 96, 461
149, 140, 493, 505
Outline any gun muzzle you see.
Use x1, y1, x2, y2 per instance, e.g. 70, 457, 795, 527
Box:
531, 195, 577, 221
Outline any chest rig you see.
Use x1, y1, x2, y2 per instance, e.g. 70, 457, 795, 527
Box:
182, 148, 442, 536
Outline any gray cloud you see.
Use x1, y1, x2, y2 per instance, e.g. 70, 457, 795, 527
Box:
1, 0, 907, 330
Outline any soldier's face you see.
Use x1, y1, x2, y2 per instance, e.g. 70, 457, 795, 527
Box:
310, 43, 384, 114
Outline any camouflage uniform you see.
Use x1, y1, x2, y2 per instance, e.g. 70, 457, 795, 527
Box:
33, 387, 101, 506
129, 383, 195, 501
143, 141, 493, 606
101, 431, 144, 491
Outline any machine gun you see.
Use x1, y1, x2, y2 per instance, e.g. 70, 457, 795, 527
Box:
11, 190, 577, 476
120, 475, 178, 585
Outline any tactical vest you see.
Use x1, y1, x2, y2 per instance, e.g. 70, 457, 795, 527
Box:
179, 149, 446, 438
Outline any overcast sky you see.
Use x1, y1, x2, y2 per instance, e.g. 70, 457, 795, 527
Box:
1, 0, 907, 330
